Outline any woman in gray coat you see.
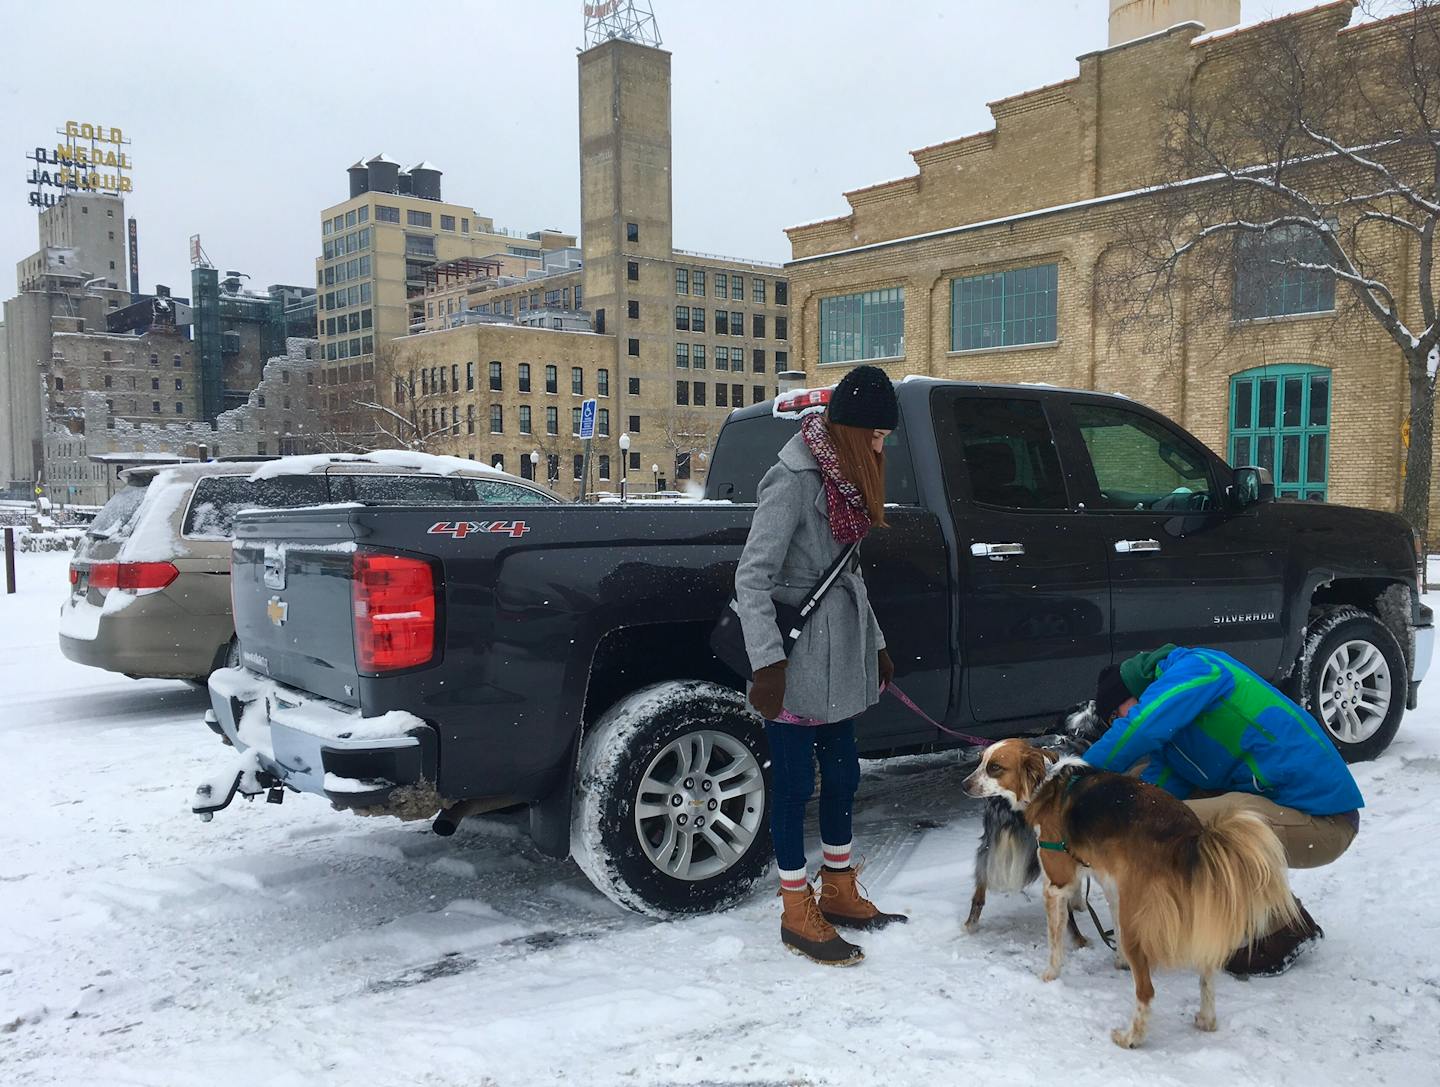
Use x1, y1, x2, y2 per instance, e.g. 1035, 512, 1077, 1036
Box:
734, 364, 907, 966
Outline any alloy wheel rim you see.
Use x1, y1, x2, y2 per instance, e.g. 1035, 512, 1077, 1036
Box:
1318, 638, 1392, 743
633, 730, 765, 881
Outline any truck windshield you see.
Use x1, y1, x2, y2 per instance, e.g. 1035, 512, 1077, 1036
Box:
705, 414, 917, 504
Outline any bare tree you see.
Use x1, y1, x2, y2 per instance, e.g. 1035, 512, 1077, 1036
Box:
357, 343, 452, 452
1102, 1, 1439, 540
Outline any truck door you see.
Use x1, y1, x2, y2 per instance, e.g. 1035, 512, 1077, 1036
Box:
1057, 398, 1287, 676
933, 389, 1112, 723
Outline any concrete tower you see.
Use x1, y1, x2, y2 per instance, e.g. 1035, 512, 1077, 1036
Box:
1108, 0, 1241, 45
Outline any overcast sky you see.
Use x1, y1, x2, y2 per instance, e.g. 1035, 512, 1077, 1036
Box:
2, 0, 1330, 297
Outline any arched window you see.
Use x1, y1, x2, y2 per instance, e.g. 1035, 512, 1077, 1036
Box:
1228, 364, 1330, 501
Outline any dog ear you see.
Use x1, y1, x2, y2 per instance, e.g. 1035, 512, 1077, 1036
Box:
1040, 747, 1060, 764
1020, 747, 1050, 801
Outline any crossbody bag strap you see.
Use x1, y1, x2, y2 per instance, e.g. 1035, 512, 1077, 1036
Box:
796, 541, 860, 621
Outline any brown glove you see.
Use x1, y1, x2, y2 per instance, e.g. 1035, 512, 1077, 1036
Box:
878, 647, 895, 692
749, 661, 787, 720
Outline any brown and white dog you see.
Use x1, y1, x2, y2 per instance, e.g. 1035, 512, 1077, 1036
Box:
963, 739, 1298, 1049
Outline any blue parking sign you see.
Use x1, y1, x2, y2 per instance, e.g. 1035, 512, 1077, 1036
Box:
579, 398, 597, 440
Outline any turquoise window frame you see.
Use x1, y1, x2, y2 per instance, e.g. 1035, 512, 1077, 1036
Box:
950, 263, 1058, 351
818, 288, 904, 364
1228, 364, 1331, 501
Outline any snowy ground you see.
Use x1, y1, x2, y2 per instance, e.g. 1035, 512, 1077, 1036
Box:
1, 550, 1437, 1087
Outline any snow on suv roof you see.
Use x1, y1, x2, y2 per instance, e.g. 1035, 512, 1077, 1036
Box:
245, 450, 503, 481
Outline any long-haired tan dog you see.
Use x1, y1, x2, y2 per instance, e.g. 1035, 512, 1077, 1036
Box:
963, 740, 1298, 1049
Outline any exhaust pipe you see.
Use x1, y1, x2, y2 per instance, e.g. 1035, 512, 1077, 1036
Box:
432, 796, 517, 836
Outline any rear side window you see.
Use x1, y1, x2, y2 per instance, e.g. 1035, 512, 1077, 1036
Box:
84, 483, 149, 544
705, 414, 918, 504
183, 475, 331, 538
943, 396, 1068, 510
462, 480, 556, 505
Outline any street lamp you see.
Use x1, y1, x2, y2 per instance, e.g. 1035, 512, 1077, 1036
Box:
618, 433, 630, 503
652, 463, 659, 494
529, 449, 539, 486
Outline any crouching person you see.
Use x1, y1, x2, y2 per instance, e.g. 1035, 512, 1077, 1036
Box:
734, 365, 908, 967
1088, 645, 1363, 977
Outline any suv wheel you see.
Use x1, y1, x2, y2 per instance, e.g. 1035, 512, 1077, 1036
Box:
571, 680, 771, 917
1299, 607, 1407, 762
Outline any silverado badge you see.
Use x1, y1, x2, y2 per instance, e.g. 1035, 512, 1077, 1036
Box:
266, 596, 289, 627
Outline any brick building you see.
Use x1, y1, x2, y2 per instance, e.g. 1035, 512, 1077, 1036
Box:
784, 0, 1439, 526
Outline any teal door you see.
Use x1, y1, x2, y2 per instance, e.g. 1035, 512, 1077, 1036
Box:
1228, 365, 1330, 501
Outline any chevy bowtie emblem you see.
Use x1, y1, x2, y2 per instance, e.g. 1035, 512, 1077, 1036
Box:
266, 596, 289, 626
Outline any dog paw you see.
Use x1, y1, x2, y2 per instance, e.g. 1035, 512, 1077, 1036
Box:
963, 920, 979, 934
1194, 1011, 1217, 1033
1111, 1028, 1141, 1049
1113, 953, 1131, 972
1071, 933, 1090, 949
1041, 967, 1060, 983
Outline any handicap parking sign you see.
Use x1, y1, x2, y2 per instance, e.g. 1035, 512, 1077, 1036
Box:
579, 398, 597, 440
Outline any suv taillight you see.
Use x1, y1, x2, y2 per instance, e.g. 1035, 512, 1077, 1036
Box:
352, 551, 436, 674
87, 561, 179, 595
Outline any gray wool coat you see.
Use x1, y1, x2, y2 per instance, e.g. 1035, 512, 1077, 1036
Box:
734, 432, 886, 723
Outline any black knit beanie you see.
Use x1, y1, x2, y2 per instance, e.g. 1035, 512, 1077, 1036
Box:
1094, 664, 1132, 721
828, 365, 899, 431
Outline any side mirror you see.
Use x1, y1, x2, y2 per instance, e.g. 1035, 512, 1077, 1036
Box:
1231, 466, 1275, 509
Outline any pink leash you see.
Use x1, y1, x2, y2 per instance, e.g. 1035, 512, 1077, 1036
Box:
883, 682, 992, 747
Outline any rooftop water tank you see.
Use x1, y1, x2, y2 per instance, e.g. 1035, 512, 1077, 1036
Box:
366, 152, 401, 195
348, 160, 370, 198
408, 161, 443, 201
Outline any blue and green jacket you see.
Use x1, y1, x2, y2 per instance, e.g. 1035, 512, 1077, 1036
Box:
1083, 647, 1364, 816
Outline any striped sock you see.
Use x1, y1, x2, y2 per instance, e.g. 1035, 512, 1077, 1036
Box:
822, 842, 852, 871
778, 866, 810, 893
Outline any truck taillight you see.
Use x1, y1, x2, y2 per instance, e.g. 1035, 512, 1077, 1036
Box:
352, 551, 436, 674
773, 387, 832, 415
87, 561, 179, 595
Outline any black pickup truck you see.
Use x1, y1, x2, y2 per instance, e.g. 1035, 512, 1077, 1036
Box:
197, 378, 1434, 916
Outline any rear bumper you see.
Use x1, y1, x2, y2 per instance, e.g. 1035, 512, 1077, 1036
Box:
206, 666, 437, 810
58, 594, 229, 680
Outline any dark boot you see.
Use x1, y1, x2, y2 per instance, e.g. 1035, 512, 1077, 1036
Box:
1226, 899, 1323, 979
818, 865, 909, 931
780, 886, 864, 966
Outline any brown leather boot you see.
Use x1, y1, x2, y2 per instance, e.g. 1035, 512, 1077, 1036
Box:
818, 865, 909, 931
1225, 898, 1323, 979
780, 886, 864, 966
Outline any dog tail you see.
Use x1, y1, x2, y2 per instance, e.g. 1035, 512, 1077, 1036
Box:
1184, 809, 1299, 968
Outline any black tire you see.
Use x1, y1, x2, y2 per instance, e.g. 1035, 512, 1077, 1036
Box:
571, 680, 772, 917
1298, 607, 1408, 762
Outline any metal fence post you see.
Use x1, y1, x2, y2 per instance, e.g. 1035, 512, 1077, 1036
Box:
3, 527, 15, 594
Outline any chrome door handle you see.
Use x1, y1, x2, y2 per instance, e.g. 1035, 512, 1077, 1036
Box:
1114, 539, 1161, 554
971, 542, 1026, 559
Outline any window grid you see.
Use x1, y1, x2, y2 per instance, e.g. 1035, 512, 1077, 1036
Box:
951, 263, 1058, 352
819, 288, 904, 364
1228, 365, 1330, 501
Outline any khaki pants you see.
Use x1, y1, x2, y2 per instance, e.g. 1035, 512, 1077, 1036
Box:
1183, 792, 1358, 869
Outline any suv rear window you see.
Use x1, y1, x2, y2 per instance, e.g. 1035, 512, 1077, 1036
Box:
86, 483, 149, 542
183, 475, 332, 538
339, 474, 554, 505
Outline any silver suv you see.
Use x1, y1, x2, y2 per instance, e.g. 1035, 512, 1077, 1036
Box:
59, 454, 557, 681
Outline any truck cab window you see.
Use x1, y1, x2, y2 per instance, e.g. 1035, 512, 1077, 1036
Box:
1071, 403, 1216, 512
945, 397, 1068, 510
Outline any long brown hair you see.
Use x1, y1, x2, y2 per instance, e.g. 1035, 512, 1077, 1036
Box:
827, 418, 887, 527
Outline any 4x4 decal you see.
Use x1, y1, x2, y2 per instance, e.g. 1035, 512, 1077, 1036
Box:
427, 520, 531, 539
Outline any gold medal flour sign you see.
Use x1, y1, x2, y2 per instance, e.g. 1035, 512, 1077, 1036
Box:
25, 121, 134, 208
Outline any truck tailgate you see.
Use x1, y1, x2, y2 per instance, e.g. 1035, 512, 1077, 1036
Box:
230, 516, 366, 707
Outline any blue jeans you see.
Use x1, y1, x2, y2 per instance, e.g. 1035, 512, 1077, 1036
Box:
763, 719, 860, 873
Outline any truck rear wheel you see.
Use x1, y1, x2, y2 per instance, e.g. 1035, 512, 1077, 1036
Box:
571, 680, 771, 917
1299, 607, 1407, 763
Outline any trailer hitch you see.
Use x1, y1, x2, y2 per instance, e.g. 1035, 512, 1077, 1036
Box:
192, 750, 280, 821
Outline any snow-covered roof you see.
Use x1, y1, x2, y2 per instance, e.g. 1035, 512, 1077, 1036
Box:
366, 152, 400, 166
408, 161, 442, 173
246, 449, 507, 482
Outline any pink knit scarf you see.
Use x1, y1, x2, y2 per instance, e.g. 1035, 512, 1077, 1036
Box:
801, 414, 872, 545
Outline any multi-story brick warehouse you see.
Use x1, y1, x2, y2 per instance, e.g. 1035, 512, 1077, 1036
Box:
784, 0, 1439, 529
378, 30, 791, 490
